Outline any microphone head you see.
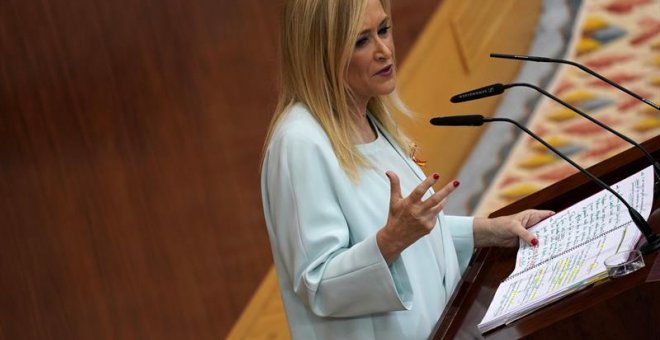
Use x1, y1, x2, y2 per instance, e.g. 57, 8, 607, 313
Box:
490, 53, 554, 62
450, 83, 506, 103
490, 53, 526, 60
430, 115, 485, 126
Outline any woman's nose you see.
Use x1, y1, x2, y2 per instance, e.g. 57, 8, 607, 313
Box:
374, 38, 392, 61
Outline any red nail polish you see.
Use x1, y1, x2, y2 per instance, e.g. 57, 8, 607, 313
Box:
531, 238, 538, 247
433, 173, 439, 180
453, 180, 460, 187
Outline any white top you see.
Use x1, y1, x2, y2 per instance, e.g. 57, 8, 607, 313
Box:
261, 103, 475, 339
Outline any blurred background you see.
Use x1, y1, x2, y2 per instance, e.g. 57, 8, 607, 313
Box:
0, 1, 444, 338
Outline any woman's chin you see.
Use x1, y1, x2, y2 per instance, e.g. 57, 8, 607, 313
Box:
380, 84, 397, 96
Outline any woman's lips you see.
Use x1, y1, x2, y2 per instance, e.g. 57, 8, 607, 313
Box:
374, 65, 393, 77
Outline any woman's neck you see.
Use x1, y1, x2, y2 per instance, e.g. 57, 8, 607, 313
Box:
351, 102, 377, 144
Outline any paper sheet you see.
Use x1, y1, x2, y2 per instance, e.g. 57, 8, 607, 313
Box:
478, 166, 654, 333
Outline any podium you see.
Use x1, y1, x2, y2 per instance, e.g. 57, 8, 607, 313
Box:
432, 135, 660, 339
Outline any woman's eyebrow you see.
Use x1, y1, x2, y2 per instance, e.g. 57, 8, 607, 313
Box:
357, 16, 390, 36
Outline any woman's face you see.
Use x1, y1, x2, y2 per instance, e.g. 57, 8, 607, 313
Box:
347, 0, 396, 108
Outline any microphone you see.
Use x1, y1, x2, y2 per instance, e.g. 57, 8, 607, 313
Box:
490, 53, 660, 111
428, 114, 485, 126
450, 84, 506, 103
430, 114, 660, 254
450, 82, 660, 189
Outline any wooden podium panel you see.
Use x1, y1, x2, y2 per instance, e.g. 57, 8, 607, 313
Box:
432, 135, 660, 339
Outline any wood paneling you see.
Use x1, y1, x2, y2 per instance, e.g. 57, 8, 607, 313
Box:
450, 0, 516, 73
0, 0, 442, 338
397, 0, 543, 188
0, 1, 279, 339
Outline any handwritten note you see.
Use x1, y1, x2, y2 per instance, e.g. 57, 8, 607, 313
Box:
478, 166, 654, 333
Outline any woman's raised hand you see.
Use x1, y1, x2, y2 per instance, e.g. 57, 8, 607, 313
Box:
376, 171, 459, 264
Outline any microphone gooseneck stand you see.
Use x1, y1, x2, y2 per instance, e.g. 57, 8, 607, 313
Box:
504, 82, 660, 195
450, 82, 660, 195
490, 53, 660, 111
430, 115, 660, 254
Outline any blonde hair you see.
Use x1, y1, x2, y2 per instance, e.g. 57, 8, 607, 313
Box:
264, 0, 412, 182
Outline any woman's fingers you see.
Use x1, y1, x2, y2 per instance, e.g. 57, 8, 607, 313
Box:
513, 210, 553, 246
519, 210, 553, 247
386, 173, 462, 236
386, 171, 403, 203
429, 197, 448, 216
421, 180, 459, 210
407, 173, 439, 202
517, 226, 538, 246
524, 210, 555, 227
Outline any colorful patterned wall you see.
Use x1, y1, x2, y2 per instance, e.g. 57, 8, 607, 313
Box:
475, 0, 660, 215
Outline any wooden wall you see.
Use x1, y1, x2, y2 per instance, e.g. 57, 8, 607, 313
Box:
398, 0, 542, 188
0, 1, 440, 338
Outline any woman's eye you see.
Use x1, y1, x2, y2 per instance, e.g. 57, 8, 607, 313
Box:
355, 37, 368, 48
378, 26, 391, 36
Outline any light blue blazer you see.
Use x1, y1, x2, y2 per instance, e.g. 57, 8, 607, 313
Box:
261, 103, 474, 339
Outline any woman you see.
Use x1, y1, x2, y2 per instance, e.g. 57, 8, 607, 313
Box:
260, 0, 553, 338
